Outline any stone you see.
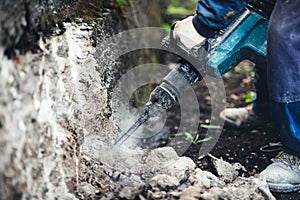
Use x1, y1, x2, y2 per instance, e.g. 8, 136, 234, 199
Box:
164, 156, 196, 182
145, 147, 196, 182
227, 176, 275, 200
199, 187, 225, 200
207, 154, 246, 182
147, 190, 167, 199
119, 185, 144, 200
189, 168, 211, 188
150, 174, 179, 190
202, 170, 224, 188
179, 186, 202, 200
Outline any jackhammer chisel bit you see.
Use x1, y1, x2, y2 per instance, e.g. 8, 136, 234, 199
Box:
113, 103, 153, 148
113, 60, 201, 148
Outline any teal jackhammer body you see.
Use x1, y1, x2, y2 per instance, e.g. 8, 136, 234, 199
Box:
113, 6, 270, 147
207, 9, 268, 76
154, 7, 269, 111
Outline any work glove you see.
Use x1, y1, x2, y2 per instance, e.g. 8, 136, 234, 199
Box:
173, 16, 206, 50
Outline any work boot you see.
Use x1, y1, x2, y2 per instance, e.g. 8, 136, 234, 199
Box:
219, 105, 269, 128
260, 151, 300, 193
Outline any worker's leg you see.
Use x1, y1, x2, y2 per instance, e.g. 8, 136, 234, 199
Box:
252, 61, 270, 121
270, 102, 300, 156
266, 0, 300, 154
260, 0, 300, 193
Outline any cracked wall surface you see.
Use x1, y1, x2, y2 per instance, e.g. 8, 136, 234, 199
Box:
1, 0, 70, 54
0, 21, 119, 199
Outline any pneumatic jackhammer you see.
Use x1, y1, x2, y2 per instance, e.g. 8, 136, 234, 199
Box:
113, 1, 275, 148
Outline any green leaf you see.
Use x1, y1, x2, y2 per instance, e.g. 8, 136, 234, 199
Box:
242, 91, 255, 103
194, 136, 213, 144
166, 5, 192, 15
116, 0, 127, 7
175, 131, 212, 144
161, 23, 171, 30
200, 124, 222, 129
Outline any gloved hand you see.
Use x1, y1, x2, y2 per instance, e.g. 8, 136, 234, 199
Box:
173, 16, 206, 50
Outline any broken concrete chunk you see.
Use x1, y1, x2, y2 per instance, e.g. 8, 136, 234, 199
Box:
189, 168, 211, 188
222, 176, 275, 200
252, 176, 276, 200
199, 187, 225, 200
201, 170, 225, 188
207, 154, 246, 182
119, 185, 144, 200
150, 174, 180, 190
179, 185, 202, 200
147, 190, 167, 199
144, 147, 196, 183
145, 147, 179, 164
164, 156, 196, 182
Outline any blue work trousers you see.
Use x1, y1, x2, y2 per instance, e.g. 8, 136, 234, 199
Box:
253, 0, 300, 156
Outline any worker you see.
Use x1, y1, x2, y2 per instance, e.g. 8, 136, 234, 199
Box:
173, 0, 300, 193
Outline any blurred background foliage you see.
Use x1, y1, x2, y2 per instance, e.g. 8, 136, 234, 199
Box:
103, 0, 196, 29
163, 0, 196, 29
60, 0, 197, 29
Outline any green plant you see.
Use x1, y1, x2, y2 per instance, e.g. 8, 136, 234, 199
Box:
161, 22, 171, 30
200, 124, 222, 129
175, 132, 212, 144
166, 0, 195, 15
166, 5, 192, 15
115, 0, 127, 7
243, 91, 255, 103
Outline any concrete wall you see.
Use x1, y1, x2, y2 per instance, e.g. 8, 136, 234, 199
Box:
0, 1, 116, 199
0, 0, 79, 56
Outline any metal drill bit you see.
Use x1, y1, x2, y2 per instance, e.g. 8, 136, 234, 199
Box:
113, 103, 153, 148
